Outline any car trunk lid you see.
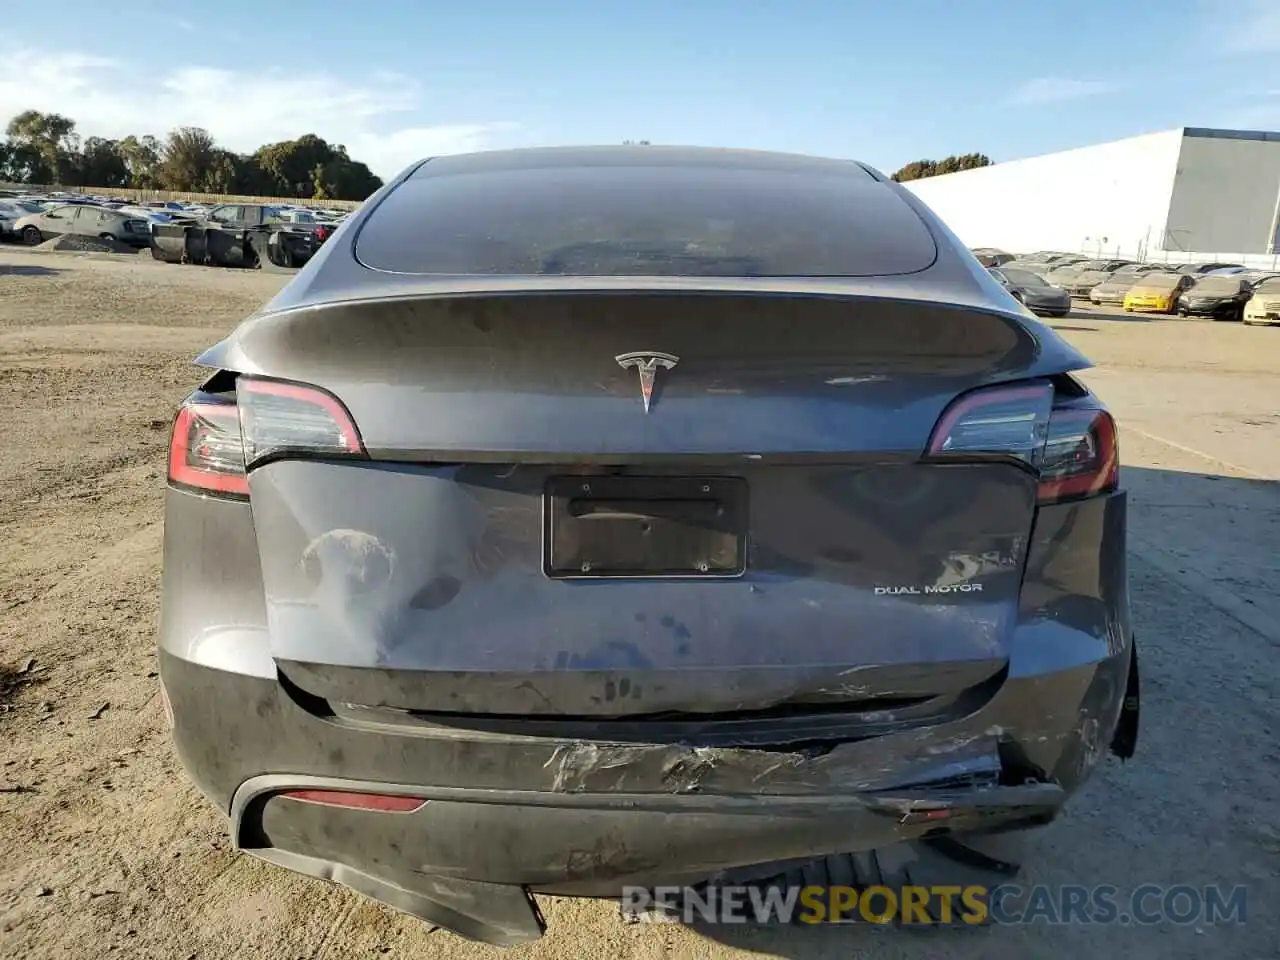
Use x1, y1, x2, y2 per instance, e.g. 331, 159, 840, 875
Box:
211, 291, 1084, 717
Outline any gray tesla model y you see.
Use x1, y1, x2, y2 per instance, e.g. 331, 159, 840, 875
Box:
158, 146, 1138, 945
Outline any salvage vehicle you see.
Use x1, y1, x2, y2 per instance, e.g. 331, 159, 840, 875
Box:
1058, 260, 1137, 299
988, 264, 1071, 316
159, 145, 1139, 947
1124, 270, 1194, 313
0, 199, 45, 240
1087, 263, 1173, 306
1243, 276, 1280, 325
206, 203, 334, 241
1043, 257, 1125, 292
1176, 274, 1255, 321
12, 203, 151, 247
970, 246, 1015, 266
1171, 261, 1244, 276
149, 202, 333, 269
1010, 251, 1084, 268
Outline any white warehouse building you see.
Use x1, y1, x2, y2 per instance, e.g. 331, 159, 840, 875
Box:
902, 127, 1280, 261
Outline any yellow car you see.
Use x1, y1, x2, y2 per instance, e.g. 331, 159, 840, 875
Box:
1123, 272, 1193, 313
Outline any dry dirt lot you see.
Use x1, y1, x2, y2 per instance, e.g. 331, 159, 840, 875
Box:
0, 250, 1277, 960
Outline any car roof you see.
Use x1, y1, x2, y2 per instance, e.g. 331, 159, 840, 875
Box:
409, 144, 877, 180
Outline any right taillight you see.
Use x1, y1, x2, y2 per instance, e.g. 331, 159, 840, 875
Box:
1035, 405, 1118, 503
927, 381, 1118, 505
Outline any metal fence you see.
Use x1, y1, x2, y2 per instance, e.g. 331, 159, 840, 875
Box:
1138, 250, 1280, 272
0, 182, 362, 211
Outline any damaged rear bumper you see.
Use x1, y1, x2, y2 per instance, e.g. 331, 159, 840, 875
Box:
225, 769, 1065, 945
160, 623, 1130, 944
158, 485, 1135, 945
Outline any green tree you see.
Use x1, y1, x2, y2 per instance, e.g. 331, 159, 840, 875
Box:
312, 152, 380, 201
117, 134, 162, 187
65, 137, 130, 187
160, 126, 219, 190
253, 134, 382, 200
891, 152, 991, 182
1, 109, 383, 199
5, 110, 78, 183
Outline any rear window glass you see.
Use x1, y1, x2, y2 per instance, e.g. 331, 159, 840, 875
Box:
355, 163, 939, 277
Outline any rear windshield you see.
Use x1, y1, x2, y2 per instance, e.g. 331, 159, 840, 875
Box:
355, 163, 939, 277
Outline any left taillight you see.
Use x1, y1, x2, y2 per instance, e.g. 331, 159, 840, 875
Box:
237, 377, 364, 469
166, 377, 365, 497
167, 396, 249, 497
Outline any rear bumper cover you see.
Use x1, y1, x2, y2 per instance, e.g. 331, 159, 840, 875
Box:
159, 487, 1134, 942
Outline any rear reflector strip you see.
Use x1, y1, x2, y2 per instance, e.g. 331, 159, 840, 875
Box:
277, 789, 426, 813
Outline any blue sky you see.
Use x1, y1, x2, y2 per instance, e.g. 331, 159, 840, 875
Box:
4, 0, 1279, 178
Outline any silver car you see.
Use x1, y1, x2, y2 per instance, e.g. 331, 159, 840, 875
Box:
0, 199, 46, 239
13, 203, 151, 247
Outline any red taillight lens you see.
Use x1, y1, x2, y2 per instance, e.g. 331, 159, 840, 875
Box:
167, 379, 364, 495
927, 381, 1118, 505
167, 400, 250, 496
1037, 406, 1118, 503
236, 377, 364, 469
314, 226, 332, 242
278, 790, 424, 813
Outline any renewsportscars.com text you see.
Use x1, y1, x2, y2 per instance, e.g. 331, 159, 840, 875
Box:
621, 883, 1248, 926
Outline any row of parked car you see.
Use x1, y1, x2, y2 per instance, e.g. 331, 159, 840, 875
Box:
975, 249, 1280, 326
0, 190, 349, 248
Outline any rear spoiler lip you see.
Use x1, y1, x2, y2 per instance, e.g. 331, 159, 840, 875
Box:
194, 287, 1092, 379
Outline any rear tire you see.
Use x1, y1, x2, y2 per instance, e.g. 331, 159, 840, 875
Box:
21, 225, 41, 245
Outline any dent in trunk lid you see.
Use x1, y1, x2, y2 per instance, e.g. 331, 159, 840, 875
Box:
249, 458, 1036, 716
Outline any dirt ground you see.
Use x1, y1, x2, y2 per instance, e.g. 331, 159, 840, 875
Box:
0, 249, 1277, 960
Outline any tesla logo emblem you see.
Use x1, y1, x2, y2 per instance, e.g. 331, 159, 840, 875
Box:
616, 351, 679, 413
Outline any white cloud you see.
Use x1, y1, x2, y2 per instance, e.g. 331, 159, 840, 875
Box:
0, 50, 515, 178
1006, 77, 1111, 106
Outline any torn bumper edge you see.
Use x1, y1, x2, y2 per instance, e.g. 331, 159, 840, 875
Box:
227, 772, 1066, 947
